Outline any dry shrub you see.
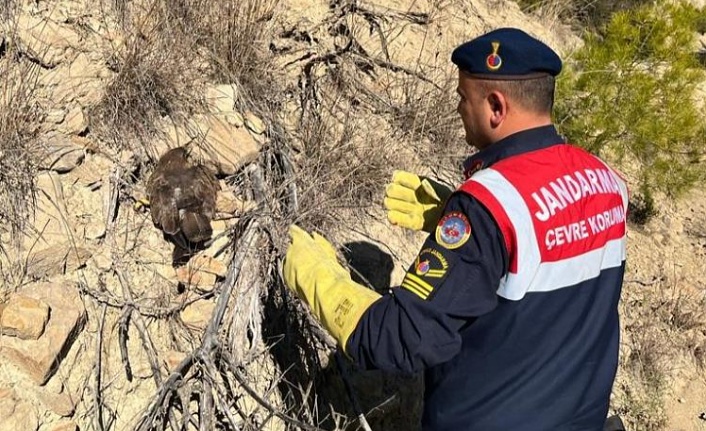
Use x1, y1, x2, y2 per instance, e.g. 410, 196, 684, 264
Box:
188, 0, 279, 102
382, 72, 467, 177
291, 111, 398, 234
90, 0, 280, 158
89, 0, 204, 156
0, 40, 42, 248
0, 32, 42, 298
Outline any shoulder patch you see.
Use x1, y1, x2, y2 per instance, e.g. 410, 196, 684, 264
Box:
401, 245, 457, 300
436, 211, 471, 249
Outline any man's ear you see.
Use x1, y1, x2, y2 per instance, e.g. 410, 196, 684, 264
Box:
488, 91, 507, 128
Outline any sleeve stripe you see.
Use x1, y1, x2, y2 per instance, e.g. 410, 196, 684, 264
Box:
405, 273, 434, 293
401, 280, 430, 299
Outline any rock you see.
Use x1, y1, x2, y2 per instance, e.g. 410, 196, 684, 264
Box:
0, 295, 51, 340
205, 84, 238, 113
211, 219, 230, 233
50, 53, 106, 104
29, 172, 71, 247
35, 387, 75, 417
225, 112, 244, 127
163, 350, 187, 372
181, 299, 216, 330
46, 109, 67, 124
16, 15, 81, 67
26, 243, 91, 279
0, 282, 87, 385
176, 264, 218, 291
71, 155, 112, 189
204, 235, 231, 258
37, 134, 85, 173
216, 190, 249, 214
50, 421, 79, 431
90, 250, 112, 272
0, 388, 39, 431
61, 105, 87, 135
189, 115, 262, 176
244, 111, 266, 135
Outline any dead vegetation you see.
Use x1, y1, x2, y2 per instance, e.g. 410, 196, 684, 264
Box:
2, 0, 705, 430
0, 32, 43, 293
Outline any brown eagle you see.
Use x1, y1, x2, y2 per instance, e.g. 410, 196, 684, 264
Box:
147, 147, 220, 259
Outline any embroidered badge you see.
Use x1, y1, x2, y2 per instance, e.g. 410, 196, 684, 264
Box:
486, 41, 502, 71
436, 212, 471, 249
403, 247, 451, 299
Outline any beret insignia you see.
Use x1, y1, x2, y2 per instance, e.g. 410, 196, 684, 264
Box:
486, 41, 502, 71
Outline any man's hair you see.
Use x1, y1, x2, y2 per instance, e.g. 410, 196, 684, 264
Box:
476, 75, 555, 114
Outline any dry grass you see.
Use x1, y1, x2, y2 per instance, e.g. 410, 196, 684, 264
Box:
614, 274, 706, 430
0, 37, 42, 254
90, 0, 279, 160
88, 0, 204, 157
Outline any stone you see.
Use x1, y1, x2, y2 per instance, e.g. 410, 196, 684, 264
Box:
90, 250, 112, 272
35, 387, 75, 417
192, 255, 227, 277
0, 282, 87, 385
244, 111, 266, 135
26, 243, 92, 279
0, 295, 50, 340
50, 53, 106, 104
0, 388, 39, 431
181, 299, 216, 331
204, 235, 231, 258
216, 190, 248, 214
46, 109, 67, 124
50, 421, 79, 431
28, 172, 71, 248
163, 350, 187, 372
205, 84, 238, 113
16, 15, 81, 67
176, 264, 218, 291
61, 105, 87, 135
225, 112, 244, 127
37, 134, 85, 173
189, 114, 262, 175
71, 155, 112, 188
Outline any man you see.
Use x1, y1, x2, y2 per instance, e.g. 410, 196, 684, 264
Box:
283, 28, 629, 430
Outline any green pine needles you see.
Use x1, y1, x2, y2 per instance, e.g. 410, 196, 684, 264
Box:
556, 1, 706, 205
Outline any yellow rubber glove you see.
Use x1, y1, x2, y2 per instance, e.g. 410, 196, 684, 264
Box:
283, 225, 381, 351
384, 171, 453, 232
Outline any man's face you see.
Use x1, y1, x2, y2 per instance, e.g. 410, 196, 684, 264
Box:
456, 71, 492, 150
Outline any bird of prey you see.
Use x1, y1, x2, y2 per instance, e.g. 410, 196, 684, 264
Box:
146, 147, 220, 260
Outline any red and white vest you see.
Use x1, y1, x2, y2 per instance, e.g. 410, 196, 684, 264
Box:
460, 143, 629, 300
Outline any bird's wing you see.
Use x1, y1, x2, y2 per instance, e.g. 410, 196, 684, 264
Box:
147, 171, 180, 235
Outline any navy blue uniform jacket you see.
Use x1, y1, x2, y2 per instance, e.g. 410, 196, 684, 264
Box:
346, 126, 627, 431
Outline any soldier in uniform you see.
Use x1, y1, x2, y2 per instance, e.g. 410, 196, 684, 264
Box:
283, 28, 628, 431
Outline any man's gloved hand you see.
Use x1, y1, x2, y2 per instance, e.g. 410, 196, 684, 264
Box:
384, 171, 453, 232
283, 225, 381, 351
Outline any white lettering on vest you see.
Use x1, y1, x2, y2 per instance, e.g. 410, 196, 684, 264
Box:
532, 168, 622, 222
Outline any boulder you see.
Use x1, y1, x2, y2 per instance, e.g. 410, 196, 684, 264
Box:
16, 15, 81, 67
37, 134, 86, 173
205, 84, 239, 113
0, 295, 51, 340
0, 282, 87, 385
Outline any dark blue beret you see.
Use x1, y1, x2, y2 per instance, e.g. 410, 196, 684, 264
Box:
451, 28, 562, 80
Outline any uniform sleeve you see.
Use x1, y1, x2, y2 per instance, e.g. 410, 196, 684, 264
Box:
346, 192, 509, 373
